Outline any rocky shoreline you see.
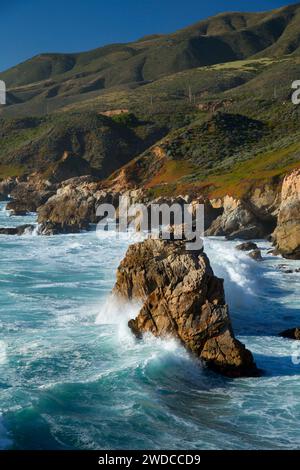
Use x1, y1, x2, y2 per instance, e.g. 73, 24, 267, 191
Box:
0, 168, 299, 258
0, 168, 299, 378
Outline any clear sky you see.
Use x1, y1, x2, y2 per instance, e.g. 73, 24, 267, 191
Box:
1, 0, 298, 72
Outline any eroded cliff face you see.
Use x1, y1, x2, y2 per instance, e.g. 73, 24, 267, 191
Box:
206, 195, 274, 240
273, 169, 300, 259
113, 239, 258, 377
37, 180, 120, 235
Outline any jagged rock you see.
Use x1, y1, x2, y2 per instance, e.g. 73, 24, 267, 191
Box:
0, 178, 17, 197
272, 169, 300, 259
236, 242, 258, 251
206, 196, 271, 240
6, 181, 55, 215
247, 249, 263, 261
0, 225, 35, 235
113, 238, 258, 377
279, 328, 300, 340
37, 181, 120, 235
278, 264, 300, 274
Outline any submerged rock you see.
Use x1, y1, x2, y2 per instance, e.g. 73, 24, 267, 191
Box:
113, 238, 258, 377
279, 328, 300, 340
0, 225, 35, 235
272, 169, 300, 260
236, 242, 258, 251
247, 249, 263, 261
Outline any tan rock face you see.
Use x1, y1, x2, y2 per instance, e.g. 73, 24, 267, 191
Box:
37, 180, 119, 235
206, 197, 270, 240
113, 239, 258, 377
273, 168, 300, 259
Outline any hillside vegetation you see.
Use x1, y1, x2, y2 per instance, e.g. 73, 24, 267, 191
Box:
0, 2, 299, 195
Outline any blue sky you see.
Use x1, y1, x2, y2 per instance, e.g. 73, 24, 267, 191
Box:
1, 0, 298, 72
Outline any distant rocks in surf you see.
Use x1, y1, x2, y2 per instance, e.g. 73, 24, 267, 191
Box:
0, 224, 35, 236
235, 242, 263, 261
236, 242, 258, 251
279, 328, 300, 340
247, 249, 263, 261
113, 238, 258, 378
278, 264, 300, 274
6, 182, 55, 215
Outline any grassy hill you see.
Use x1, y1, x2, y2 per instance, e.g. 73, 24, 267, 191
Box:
0, 2, 299, 195
1, 2, 300, 118
0, 112, 167, 180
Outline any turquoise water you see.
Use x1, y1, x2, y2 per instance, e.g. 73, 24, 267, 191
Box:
0, 200, 300, 450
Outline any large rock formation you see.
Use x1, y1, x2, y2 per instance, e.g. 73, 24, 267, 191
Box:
6, 180, 55, 215
0, 178, 17, 198
206, 196, 273, 240
113, 239, 258, 377
272, 169, 300, 259
37, 179, 120, 235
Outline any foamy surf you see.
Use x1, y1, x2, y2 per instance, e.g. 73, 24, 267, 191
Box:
0, 202, 300, 449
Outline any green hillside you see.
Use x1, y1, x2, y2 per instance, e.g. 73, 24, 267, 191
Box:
0, 2, 299, 193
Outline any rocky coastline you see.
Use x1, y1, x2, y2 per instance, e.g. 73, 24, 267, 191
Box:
0, 167, 299, 379
1, 167, 299, 259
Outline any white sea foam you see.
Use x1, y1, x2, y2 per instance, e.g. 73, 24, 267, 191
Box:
0, 341, 7, 364
1, 217, 300, 450
95, 295, 142, 344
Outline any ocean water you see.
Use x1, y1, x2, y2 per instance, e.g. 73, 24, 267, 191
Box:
0, 200, 300, 450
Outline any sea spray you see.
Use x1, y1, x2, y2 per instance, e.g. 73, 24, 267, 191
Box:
96, 295, 142, 344
0, 207, 300, 449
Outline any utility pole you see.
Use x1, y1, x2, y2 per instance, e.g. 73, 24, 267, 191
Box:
188, 84, 193, 104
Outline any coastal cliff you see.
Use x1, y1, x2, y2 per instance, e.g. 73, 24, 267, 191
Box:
272, 169, 300, 259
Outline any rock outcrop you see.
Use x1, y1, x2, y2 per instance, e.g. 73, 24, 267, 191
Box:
279, 328, 300, 340
206, 196, 273, 240
272, 169, 300, 259
247, 249, 263, 261
113, 239, 258, 377
0, 225, 35, 235
6, 180, 55, 215
236, 242, 258, 251
37, 179, 120, 235
0, 178, 17, 198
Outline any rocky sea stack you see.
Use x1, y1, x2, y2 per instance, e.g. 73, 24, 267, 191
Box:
113, 238, 258, 378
